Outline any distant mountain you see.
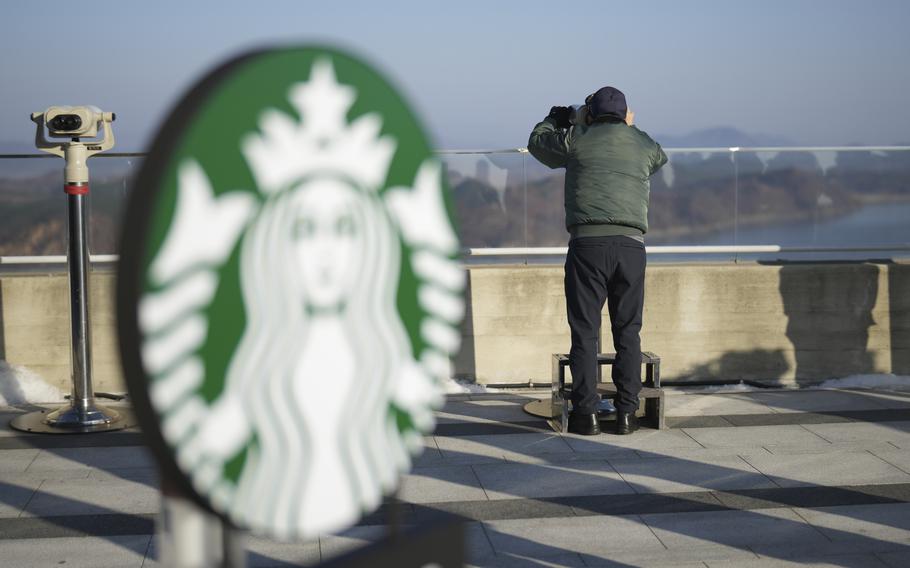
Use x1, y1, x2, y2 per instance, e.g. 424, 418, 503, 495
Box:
654, 127, 796, 148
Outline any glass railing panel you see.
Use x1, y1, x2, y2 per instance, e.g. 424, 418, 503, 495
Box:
3, 148, 909, 262
522, 156, 568, 247
0, 157, 67, 256
817, 148, 910, 247
733, 149, 910, 260
86, 156, 141, 255
647, 151, 738, 261
440, 151, 527, 249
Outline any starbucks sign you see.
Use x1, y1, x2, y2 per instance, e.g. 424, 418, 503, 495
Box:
118, 47, 464, 540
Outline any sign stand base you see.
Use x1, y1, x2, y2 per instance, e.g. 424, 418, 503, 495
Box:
158, 478, 247, 568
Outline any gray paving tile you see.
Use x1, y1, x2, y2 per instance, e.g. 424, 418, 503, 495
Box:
413, 495, 576, 522
795, 503, 910, 546
841, 390, 910, 410
483, 515, 665, 557
665, 393, 779, 417
610, 455, 777, 494
434, 421, 551, 437
464, 522, 498, 561
471, 552, 586, 567
0, 448, 38, 473
641, 508, 829, 549
634, 446, 770, 460
804, 422, 910, 445
88, 467, 160, 485
586, 556, 716, 568
877, 550, 910, 568
583, 545, 760, 566
435, 433, 575, 463
318, 525, 386, 561
723, 412, 852, 427
428, 453, 508, 466
0, 535, 150, 568
317, 522, 493, 565
140, 537, 160, 568
668, 415, 735, 428
749, 390, 899, 414
683, 425, 831, 449
563, 429, 704, 454
711, 484, 910, 512
243, 534, 321, 567
742, 452, 910, 488
0, 478, 41, 518
570, 490, 726, 517
23, 477, 160, 517
28, 446, 156, 472
0, 431, 147, 451
0, 411, 28, 438
444, 393, 474, 401
504, 449, 640, 464
0, 468, 93, 485
437, 400, 534, 424
869, 448, 910, 475
708, 553, 890, 567
745, 541, 907, 563
0, 512, 155, 540
472, 460, 633, 500
398, 465, 488, 503
411, 437, 444, 467
763, 441, 900, 455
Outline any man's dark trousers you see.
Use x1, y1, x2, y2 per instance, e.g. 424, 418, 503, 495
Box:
564, 236, 646, 415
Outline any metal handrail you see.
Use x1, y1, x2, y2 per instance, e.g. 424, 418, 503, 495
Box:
464, 244, 910, 257
2, 146, 910, 158
0, 152, 146, 159
0, 254, 119, 265
3, 243, 910, 266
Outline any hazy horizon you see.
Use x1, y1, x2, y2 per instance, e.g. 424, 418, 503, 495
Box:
2, 1, 909, 151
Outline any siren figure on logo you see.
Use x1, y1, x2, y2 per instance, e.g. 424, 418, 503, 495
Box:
137, 59, 464, 539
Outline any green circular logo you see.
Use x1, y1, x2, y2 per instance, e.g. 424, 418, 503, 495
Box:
118, 47, 464, 540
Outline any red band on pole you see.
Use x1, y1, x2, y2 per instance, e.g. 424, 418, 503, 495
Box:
64, 183, 89, 195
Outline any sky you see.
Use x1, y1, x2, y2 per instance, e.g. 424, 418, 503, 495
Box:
1, 0, 909, 151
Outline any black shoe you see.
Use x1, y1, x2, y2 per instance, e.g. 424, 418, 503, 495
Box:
615, 412, 639, 435
567, 411, 601, 436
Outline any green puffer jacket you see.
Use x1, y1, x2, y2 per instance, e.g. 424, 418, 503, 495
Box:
528, 117, 667, 236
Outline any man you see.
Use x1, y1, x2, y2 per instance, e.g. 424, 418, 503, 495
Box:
528, 86, 667, 435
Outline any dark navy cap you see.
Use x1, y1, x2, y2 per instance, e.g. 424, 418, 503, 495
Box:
586, 87, 627, 121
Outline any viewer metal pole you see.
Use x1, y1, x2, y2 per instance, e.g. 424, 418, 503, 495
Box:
67, 182, 95, 415
46, 172, 110, 427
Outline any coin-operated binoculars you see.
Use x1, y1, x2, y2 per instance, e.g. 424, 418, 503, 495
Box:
11, 107, 133, 433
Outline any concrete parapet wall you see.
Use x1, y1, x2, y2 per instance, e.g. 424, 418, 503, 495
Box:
1, 261, 908, 393
457, 261, 910, 387
0, 270, 122, 395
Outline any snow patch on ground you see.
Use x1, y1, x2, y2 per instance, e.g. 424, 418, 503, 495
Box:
818, 374, 910, 392
441, 377, 500, 394
673, 374, 910, 394
0, 361, 65, 405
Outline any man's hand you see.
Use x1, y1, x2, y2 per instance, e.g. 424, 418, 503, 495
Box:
548, 106, 572, 129
624, 108, 635, 126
